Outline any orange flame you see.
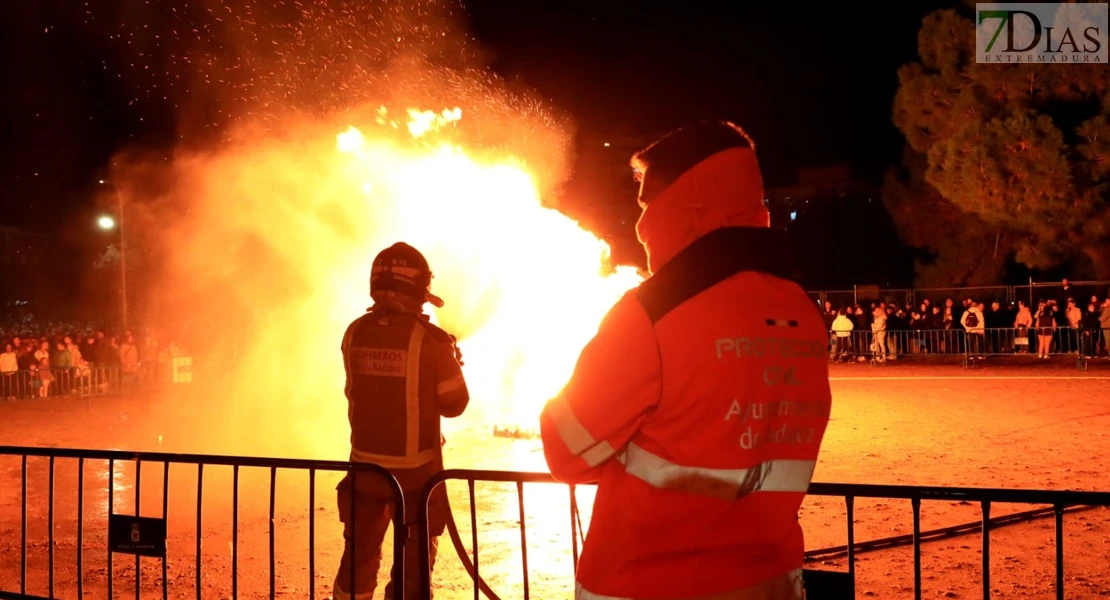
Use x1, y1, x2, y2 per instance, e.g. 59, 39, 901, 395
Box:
335, 107, 643, 434
145, 104, 641, 459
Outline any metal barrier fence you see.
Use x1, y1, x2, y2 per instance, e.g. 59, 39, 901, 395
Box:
811, 280, 1110, 309
830, 329, 970, 364
0, 446, 405, 600
971, 327, 1106, 367
416, 469, 1110, 600
0, 363, 176, 401
828, 328, 1109, 368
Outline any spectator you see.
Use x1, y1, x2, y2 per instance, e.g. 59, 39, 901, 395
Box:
1014, 300, 1033, 354
885, 305, 902, 359
1, 343, 17, 400
120, 333, 139, 388
81, 335, 97, 366
107, 335, 122, 365
910, 301, 927, 352
942, 304, 957, 353
51, 342, 71, 369
34, 341, 50, 365
909, 308, 925, 350
51, 341, 72, 395
831, 309, 854, 362
872, 305, 888, 361
1065, 298, 1082, 354
822, 302, 836, 352
854, 305, 871, 360
918, 305, 937, 353
1058, 278, 1073, 305
961, 301, 986, 360
0, 344, 16, 374
28, 363, 40, 396
65, 336, 81, 363
1081, 302, 1101, 359
17, 343, 35, 372
985, 301, 1007, 352
36, 357, 52, 398
1035, 300, 1056, 359
1101, 298, 1110, 357
96, 331, 108, 360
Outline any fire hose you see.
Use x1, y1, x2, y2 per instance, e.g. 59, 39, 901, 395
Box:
443, 493, 587, 600
804, 504, 1098, 561
437, 341, 592, 599
436, 423, 501, 600
441, 470, 586, 600
444, 499, 502, 600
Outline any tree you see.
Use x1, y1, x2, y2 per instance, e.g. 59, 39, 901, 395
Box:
884, 147, 1009, 286
886, 7, 1110, 285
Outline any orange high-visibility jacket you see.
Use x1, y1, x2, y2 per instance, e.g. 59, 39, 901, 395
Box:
540, 147, 832, 600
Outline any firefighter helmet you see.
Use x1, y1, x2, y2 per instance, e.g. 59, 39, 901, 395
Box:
370, 242, 444, 307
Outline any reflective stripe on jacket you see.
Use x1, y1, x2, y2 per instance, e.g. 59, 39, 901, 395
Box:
342, 306, 469, 470
541, 147, 831, 600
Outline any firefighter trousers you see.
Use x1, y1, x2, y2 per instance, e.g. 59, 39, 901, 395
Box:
332, 473, 449, 600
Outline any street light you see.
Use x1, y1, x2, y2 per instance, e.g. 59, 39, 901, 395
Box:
97, 179, 128, 329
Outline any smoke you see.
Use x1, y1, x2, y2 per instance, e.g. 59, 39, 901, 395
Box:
96, 0, 628, 460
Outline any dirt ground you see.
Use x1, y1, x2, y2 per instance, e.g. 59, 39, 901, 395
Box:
0, 360, 1108, 599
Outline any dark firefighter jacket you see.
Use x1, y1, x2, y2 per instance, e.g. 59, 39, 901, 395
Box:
341, 305, 469, 480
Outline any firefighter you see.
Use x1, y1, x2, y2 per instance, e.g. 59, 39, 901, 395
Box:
332, 242, 469, 600
540, 122, 832, 600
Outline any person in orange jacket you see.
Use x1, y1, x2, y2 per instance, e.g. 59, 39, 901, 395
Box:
540, 122, 832, 600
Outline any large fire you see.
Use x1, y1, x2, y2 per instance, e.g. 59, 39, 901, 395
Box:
333, 107, 642, 430
139, 103, 642, 460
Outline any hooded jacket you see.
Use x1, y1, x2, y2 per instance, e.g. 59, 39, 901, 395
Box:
540, 147, 831, 600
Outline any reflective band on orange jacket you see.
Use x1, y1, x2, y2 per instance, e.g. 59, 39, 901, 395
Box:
540, 147, 832, 600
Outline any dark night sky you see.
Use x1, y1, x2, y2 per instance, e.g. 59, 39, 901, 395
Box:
463, 2, 942, 182
0, 1, 945, 235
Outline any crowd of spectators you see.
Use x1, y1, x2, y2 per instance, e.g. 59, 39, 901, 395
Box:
3, 281, 1108, 394
823, 280, 1110, 362
0, 321, 185, 400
